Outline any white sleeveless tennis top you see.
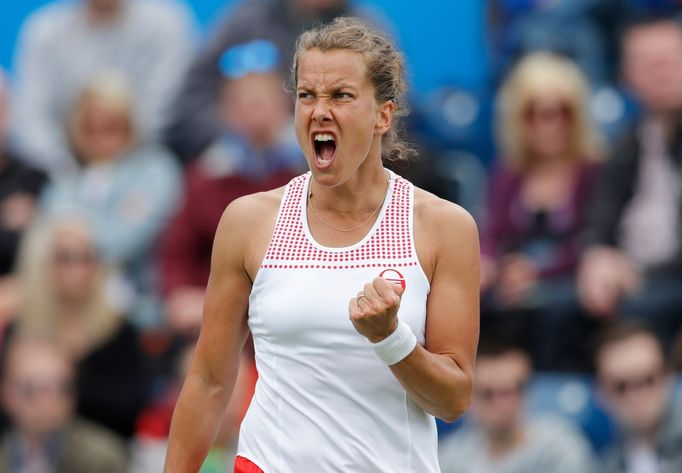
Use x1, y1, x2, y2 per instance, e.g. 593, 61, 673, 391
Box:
237, 170, 439, 472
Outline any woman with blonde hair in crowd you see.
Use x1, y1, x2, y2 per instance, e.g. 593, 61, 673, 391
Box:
481, 52, 603, 370
40, 71, 181, 328
9, 216, 147, 439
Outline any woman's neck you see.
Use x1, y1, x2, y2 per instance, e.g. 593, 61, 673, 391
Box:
309, 159, 389, 215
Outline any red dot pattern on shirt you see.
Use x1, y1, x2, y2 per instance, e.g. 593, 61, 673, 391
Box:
261, 173, 418, 270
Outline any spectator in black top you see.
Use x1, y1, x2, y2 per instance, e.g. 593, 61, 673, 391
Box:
11, 216, 147, 439
578, 14, 682, 345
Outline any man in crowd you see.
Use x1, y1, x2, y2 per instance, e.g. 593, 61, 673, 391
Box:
595, 319, 682, 472
0, 337, 128, 472
579, 14, 682, 345
438, 340, 595, 473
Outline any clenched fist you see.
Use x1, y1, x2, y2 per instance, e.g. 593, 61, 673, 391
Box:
349, 277, 405, 343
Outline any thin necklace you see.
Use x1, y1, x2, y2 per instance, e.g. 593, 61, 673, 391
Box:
308, 171, 391, 233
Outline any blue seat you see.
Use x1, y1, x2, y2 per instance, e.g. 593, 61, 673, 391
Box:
590, 83, 640, 144
413, 86, 495, 165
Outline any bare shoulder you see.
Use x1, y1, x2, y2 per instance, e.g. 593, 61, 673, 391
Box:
413, 187, 479, 243
219, 186, 285, 228
215, 186, 287, 279
412, 187, 479, 280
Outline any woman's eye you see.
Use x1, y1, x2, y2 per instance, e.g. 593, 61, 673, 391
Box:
298, 92, 313, 100
336, 92, 352, 99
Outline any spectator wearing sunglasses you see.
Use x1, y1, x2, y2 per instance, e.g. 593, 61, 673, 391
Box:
439, 339, 595, 473
481, 52, 603, 370
0, 336, 127, 472
8, 216, 148, 439
595, 319, 682, 473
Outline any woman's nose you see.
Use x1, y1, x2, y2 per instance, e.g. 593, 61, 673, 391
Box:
311, 98, 333, 122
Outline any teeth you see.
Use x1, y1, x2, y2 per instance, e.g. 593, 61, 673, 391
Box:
314, 133, 335, 142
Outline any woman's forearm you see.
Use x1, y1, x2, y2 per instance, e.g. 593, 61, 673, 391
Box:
389, 345, 472, 423
164, 370, 233, 472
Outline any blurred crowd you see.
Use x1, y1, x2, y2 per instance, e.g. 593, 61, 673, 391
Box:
0, 0, 681, 471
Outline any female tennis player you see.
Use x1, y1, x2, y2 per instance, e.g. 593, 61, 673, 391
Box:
164, 17, 479, 473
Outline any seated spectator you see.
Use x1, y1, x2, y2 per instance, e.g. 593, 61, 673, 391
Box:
130, 343, 257, 472
0, 71, 47, 328
578, 14, 682, 346
0, 336, 127, 472
481, 52, 603, 369
11, 216, 148, 438
10, 0, 194, 176
40, 73, 181, 327
164, 0, 386, 162
595, 319, 682, 472
438, 339, 596, 473
159, 40, 305, 335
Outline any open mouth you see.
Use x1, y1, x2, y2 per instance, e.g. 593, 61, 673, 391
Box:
313, 132, 337, 168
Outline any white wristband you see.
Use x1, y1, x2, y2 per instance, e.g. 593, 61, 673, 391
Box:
370, 319, 417, 366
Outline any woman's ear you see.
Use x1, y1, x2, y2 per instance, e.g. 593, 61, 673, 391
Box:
375, 100, 395, 136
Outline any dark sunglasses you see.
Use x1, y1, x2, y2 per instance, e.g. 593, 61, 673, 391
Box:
605, 370, 664, 397
523, 102, 573, 124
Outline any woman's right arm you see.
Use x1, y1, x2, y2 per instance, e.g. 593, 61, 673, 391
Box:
163, 200, 253, 472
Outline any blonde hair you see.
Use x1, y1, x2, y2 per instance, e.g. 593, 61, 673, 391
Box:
291, 17, 416, 162
67, 71, 136, 159
497, 52, 603, 172
14, 216, 121, 357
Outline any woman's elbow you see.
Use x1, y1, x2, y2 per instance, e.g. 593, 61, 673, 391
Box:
435, 398, 471, 423
435, 379, 473, 422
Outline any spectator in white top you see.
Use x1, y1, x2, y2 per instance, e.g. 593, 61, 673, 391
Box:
10, 0, 194, 176
40, 72, 182, 327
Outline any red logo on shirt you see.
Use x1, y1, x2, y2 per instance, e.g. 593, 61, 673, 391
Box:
379, 269, 406, 290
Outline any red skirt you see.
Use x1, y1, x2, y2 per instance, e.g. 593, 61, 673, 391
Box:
234, 456, 264, 473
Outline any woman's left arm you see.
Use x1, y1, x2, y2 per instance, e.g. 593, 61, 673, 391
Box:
350, 199, 480, 422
